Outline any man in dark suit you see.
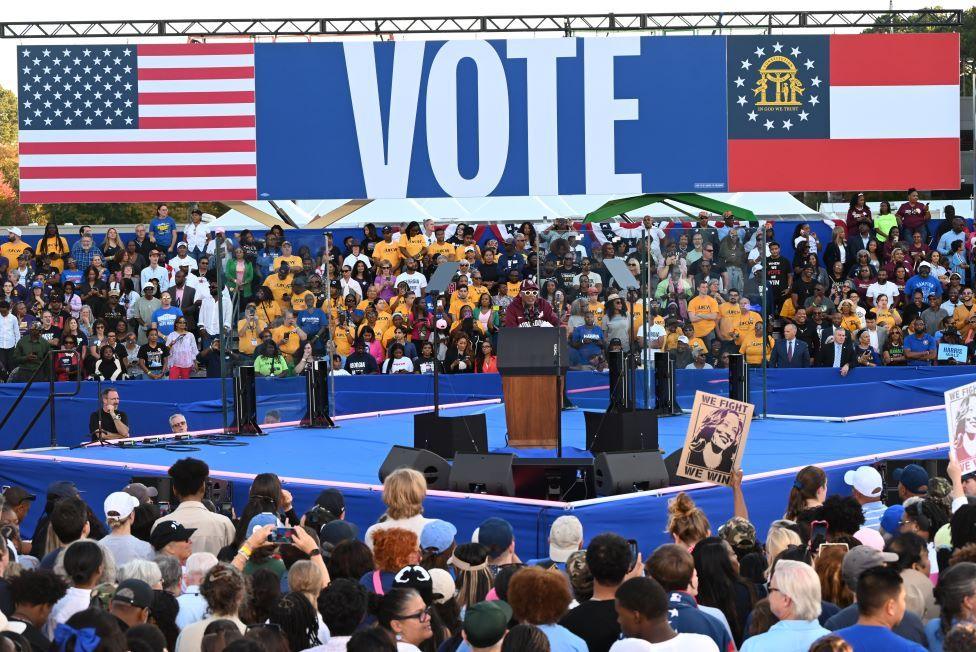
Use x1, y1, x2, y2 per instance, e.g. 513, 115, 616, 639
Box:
770, 323, 811, 368
815, 327, 857, 376
169, 269, 199, 330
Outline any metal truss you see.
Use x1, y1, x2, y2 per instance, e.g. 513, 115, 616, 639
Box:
0, 10, 962, 39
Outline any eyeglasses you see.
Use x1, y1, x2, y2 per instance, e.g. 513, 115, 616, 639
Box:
522, 290, 539, 297
398, 607, 432, 623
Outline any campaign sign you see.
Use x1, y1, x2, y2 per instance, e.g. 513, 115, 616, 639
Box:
676, 391, 754, 486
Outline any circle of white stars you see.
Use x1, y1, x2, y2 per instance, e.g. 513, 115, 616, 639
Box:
19, 46, 135, 128
737, 41, 821, 131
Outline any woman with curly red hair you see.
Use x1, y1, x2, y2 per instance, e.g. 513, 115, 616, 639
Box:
360, 528, 420, 596
507, 566, 587, 651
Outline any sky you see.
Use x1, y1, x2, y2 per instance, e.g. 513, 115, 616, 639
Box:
1, 1, 968, 93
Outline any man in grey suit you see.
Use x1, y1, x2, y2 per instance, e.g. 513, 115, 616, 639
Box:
769, 323, 811, 368
862, 311, 888, 354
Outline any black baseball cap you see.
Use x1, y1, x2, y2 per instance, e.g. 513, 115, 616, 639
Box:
112, 579, 154, 609
150, 520, 196, 550
46, 481, 80, 500
320, 520, 359, 547
315, 489, 345, 517
3, 486, 36, 506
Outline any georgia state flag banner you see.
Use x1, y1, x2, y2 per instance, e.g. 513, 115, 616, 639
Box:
15, 33, 960, 203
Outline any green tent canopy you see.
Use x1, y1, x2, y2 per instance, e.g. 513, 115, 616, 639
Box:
583, 193, 758, 224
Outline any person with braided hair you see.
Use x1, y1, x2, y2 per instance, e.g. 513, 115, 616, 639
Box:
268, 591, 326, 652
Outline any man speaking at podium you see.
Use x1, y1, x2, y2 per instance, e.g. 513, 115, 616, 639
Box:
503, 280, 561, 328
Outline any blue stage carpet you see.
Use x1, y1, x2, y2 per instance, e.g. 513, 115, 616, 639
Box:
0, 405, 952, 561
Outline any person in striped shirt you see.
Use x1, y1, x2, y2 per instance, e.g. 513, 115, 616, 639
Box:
845, 465, 887, 531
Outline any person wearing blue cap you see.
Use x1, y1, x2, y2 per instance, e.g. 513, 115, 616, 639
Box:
420, 520, 457, 568
477, 518, 518, 575
881, 505, 905, 541
895, 464, 930, 501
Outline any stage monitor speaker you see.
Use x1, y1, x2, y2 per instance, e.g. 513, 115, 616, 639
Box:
205, 479, 234, 519
303, 359, 335, 428
130, 476, 172, 503
233, 365, 262, 435
728, 353, 749, 403
584, 410, 658, 453
594, 451, 669, 496
662, 449, 697, 487
378, 446, 451, 491
512, 457, 595, 502
654, 352, 681, 416
413, 412, 488, 459
449, 453, 515, 496
608, 350, 633, 411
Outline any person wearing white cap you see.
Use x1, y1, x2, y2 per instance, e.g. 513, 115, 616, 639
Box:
527, 515, 583, 571
846, 465, 886, 531
1, 226, 30, 272
99, 491, 154, 566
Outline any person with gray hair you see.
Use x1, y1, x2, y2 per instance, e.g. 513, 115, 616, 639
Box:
117, 558, 163, 589
926, 561, 976, 652
176, 552, 218, 630
154, 554, 182, 596
169, 414, 188, 434
740, 560, 829, 652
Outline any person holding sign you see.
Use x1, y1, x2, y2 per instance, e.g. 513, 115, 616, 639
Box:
676, 392, 754, 486
688, 408, 746, 474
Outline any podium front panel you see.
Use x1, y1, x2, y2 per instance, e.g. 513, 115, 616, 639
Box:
497, 327, 569, 376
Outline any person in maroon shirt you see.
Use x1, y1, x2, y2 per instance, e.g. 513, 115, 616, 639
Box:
906, 231, 931, 269
896, 188, 932, 242
503, 280, 560, 327
846, 192, 873, 235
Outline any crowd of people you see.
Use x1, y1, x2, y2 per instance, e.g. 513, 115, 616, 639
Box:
0, 189, 970, 383
0, 447, 974, 651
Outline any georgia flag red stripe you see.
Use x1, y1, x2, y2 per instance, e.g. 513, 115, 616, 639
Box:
830, 32, 960, 86
728, 138, 960, 191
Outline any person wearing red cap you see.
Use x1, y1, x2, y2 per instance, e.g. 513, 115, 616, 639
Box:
503, 280, 560, 328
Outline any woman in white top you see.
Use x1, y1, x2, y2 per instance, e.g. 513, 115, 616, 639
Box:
49, 541, 104, 633
365, 468, 436, 550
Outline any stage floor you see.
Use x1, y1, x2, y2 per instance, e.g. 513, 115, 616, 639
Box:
15, 404, 952, 485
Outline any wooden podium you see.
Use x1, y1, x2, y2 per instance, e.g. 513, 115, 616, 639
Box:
497, 328, 568, 448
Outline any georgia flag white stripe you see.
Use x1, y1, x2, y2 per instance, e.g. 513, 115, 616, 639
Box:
20, 152, 257, 167
138, 103, 256, 117
136, 54, 254, 69
19, 128, 257, 143
137, 78, 256, 93
20, 176, 258, 191
829, 85, 960, 139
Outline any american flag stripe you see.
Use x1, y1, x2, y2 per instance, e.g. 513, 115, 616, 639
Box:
18, 42, 257, 203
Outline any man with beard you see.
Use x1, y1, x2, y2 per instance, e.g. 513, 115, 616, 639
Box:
503, 280, 560, 327
903, 318, 937, 366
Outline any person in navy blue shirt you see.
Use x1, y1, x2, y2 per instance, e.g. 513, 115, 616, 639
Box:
296, 295, 329, 355
645, 544, 735, 652
149, 204, 178, 255
903, 319, 938, 366
834, 566, 926, 652
570, 311, 605, 367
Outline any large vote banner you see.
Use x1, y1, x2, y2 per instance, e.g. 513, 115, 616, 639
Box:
16, 33, 959, 203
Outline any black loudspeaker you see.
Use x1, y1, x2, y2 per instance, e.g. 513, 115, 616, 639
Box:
512, 458, 595, 502
378, 446, 451, 491
654, 351, 681, 416
233, 366, 263, 435
584, 410, 659, 453
608, 350, 633, 411
449, 453, 515, 496
663, 449, 697, 487
594, 451, 670, 496
303, 359, 335, 428
205, 479, 234, 519
728, 353, 749, 403
130, 476, 172, 503
413, 412, 488, 459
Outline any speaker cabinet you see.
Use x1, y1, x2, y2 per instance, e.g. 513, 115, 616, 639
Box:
654, 351, 680, 416
594, 451, 669, 496
234, 365, 262, 435
303, 359, 334, 428
584, 409, 659, 453
512, 457, 595, 502
728, 353, 749, 403
378, 446, 451, 491
413, 412, 489, 459
663, 449, 697, 487
608, 349, 633, 411
449, 453, 515, 496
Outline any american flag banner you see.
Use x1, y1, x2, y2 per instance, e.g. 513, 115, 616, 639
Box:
17, 43, 257, 203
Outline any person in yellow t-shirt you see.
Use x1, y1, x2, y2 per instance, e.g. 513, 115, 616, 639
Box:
952, 288, 976, 336
662, 320, 682, 351
687, 281, 719, 340
271, 310, 306, 361
372, 226, 403, 271
735, 320, 773, 365
838, 300, 862, 334
255, 287, 284, 327
448, 285, 477, 320
681, 324, 706, 356
427, 227, 455, 261
398, 222, 428, 259
36, 224, 70, 273
237, 304, 267, 356
382, 314, 410, 348
584, 288, 606, 322
716, 290, 743, 345
732, 298, 762, 342
262, 265, 295, 312
1, 227, 31, 272
289, 279, 316, 314
331, 315, 354, 357
272, 241, 303, 272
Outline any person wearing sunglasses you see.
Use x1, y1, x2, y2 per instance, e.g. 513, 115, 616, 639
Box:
502, 280, 560, 328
